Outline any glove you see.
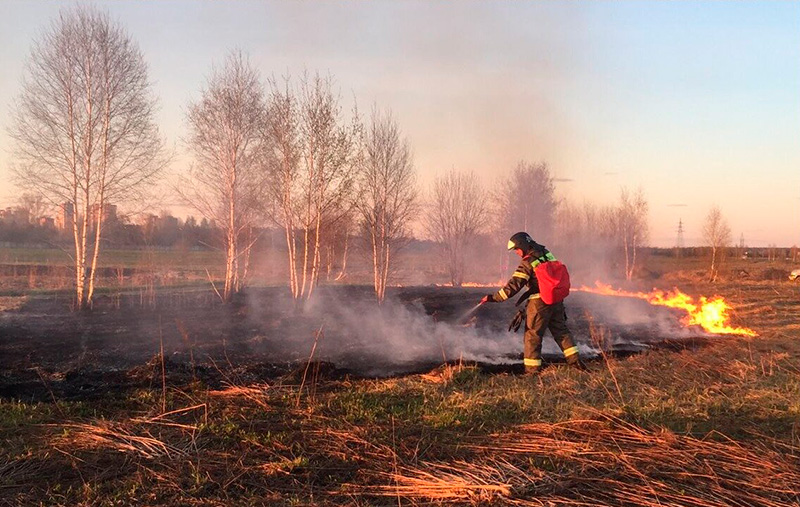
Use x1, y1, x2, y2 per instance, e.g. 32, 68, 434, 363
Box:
480, 294, 493, 304
508, 308, 525, 332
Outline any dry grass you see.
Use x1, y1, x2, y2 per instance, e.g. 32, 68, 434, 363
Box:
4, 361, 799, 506
0, 296, 26, 312
1, 278, 799, 505
366, 461, 516, 500
54, 404, 208, 461
57, 421, 186, 459
208, 383, 271, 410
345, 413, 800, 506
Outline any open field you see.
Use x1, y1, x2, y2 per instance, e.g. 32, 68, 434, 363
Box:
1, 266, 799, 505
0, 246, 224, 268
2, 0, 798, 504
0, 247, 225, 294
0, 242, 442, 293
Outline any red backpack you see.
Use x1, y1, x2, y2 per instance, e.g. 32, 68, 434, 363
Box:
532, 255, 571, 304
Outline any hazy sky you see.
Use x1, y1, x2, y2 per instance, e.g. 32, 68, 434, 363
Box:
1, 1, 798, 247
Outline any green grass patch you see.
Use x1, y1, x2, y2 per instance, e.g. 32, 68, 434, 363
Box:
0, 246, 223, 268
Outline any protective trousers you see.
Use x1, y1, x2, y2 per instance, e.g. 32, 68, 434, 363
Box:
523, 298, 580, 369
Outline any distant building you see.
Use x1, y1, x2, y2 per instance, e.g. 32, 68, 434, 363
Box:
56, 202, 75, 231
138, 212, 178, 230
138, 212, 180, 244
39, 217, 55, 228
138, 213, 158, 228
91, 203, 117, 226
0, 207, 30, 226
138, 213, 158, 240
158, 214, 179, 230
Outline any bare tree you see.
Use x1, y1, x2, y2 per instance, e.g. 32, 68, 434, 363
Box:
183, 51, 266, 301
318, 207, 356, 282
17, 192, 51, 225
488, 161, 556, 280
331, 209, 357, 282
486, 194, 510, 283
617, 187, 649, 281
702, 205, 731, 282
425, 170, 488, 286
265, 73, 357, 301
264, 76, 302, 298
9, 6, 165, 309
299, 74, 357, 298
767, 244, 778, 262
553, 199, 618, 278
497, 161, 557, 243
356, 107, 418, 302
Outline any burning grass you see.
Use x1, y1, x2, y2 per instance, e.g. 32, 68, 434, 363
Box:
576, 281, 758, 336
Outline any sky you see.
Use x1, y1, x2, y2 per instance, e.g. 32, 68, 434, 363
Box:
0, 0, 798, 247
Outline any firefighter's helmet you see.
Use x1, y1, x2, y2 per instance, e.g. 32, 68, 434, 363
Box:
507, 232, 536, 252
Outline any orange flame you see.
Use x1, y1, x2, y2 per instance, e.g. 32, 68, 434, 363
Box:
576, 282, 757, 337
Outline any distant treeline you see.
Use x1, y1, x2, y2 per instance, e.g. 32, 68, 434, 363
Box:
650, 246, 798, 261
0, 220, 440, 258
2, 215, 796, 264
0, 216, 220, 249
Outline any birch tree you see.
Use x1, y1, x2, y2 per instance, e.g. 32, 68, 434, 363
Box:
492, 160, 556, 280
183, 51, 266, 301
497, 161, 556, 244
319, 208, 356, 282
17, 193, 51, 225
265, 73, 356, 301
356, 107, 418, 302
617, 187, 649, 281
702, 205, 731, 282
264, 76, 302, 298
425, 170, 488, 287
9, 6, 165, 309
299, 74, 357, 298
553, 199, 618, 277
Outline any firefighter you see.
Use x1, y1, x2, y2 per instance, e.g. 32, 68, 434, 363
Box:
480, 232, 587, 375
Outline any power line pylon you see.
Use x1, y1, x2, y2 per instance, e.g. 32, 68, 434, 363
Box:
675, 218, 684, 258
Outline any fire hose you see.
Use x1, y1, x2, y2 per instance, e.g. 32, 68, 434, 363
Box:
462, 295, 526, 331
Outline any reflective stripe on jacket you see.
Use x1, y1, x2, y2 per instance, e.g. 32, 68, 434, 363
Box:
492, 250, 556, 302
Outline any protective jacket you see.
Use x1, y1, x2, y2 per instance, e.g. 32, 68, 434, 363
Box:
488, 248, 557, 304
488, 241, 584, 372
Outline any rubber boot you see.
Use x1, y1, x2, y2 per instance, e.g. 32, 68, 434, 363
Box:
524, 366, 541, 376
567, 357, 588, 372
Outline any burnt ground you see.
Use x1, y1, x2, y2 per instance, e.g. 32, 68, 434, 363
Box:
0, 284, 722, 403
1, 281, 798, 507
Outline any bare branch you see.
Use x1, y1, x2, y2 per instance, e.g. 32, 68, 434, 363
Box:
7, 5, 166, 309
181, 50, 268, 301
702, 205, 731, 282
424, 170, 488, 287
356, 105, 418, 302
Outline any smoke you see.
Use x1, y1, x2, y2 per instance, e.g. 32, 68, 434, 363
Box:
301, 294, 521, 376
0, 284, 699, 383
238, 287, 606, 377
227, 281, 726, 379
568, 291, 709, 347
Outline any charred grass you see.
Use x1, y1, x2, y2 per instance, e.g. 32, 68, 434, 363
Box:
1, 281, 800, 506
